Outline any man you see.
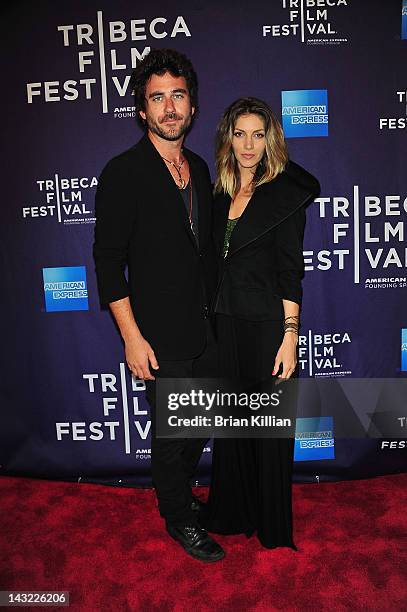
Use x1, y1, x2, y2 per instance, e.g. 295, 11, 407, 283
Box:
93, 49, 224, 562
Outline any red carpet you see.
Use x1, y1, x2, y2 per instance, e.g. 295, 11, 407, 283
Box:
1, 474, 406, 611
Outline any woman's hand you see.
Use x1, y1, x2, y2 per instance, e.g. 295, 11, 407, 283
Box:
272, 332, 298, 380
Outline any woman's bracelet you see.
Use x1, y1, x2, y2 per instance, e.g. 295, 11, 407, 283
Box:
284, 327, 299, 335
283, 315, 300, 335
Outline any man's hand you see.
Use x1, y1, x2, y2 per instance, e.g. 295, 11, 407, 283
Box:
272, 332, 298, 381
108, 297, 159, 380
125, 335, 159, 381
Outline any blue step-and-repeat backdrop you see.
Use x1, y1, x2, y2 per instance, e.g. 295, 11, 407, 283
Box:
1, 0, 406, 485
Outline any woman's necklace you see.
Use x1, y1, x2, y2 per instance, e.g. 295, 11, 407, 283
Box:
161, 155, 187, 189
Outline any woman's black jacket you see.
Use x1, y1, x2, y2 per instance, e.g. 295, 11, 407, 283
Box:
212, 161, 320, 321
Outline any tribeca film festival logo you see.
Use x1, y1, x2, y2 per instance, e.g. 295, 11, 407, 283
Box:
55, 366, 151, 457
306, 188, 407, 288
379, 90, 407, 131
26, 12, 191, 117
262, 0, 349, 46
298, 331, 352, 377
22, 175, 97, 226
282, 89, 328, 138
43, 266, 89, 312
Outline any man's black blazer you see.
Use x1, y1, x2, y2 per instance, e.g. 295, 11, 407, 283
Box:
93, 134, 217, 360
213, 161, 320, 321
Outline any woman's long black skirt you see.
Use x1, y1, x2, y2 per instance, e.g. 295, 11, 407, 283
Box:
201, 313, 297, 550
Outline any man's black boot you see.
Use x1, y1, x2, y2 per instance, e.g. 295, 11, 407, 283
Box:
166, 523, 225, 562
191, 494, 205, 514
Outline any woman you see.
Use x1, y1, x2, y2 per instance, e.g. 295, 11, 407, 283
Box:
201, 97, 320, 549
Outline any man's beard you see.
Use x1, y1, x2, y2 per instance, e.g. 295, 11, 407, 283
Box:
145, 111, 193, 141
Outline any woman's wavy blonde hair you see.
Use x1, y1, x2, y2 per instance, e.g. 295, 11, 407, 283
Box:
214, 97, 288, 197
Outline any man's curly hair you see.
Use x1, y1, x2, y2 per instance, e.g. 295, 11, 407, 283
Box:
130, 48, 199, 128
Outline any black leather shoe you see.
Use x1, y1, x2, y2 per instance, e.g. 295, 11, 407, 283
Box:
191, 494, 205, 513
166, 524, 225, 562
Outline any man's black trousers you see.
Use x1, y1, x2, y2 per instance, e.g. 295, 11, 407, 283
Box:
145, 319, 218, 527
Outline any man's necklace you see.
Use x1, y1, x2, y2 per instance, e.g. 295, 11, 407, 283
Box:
187, 175, 194, 235
161, 155, 187, 189
161, 154, 195, 235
